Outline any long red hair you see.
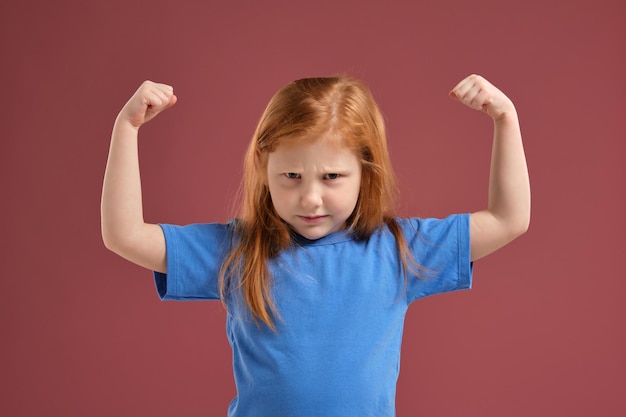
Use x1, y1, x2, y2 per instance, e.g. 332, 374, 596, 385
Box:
220, 76, 417, 329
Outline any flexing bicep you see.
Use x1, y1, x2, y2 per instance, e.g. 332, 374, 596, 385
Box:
103, 223, 167, 273
470, 210, 527, 261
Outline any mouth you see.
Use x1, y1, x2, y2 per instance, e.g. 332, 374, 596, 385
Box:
298, 215, 328, 224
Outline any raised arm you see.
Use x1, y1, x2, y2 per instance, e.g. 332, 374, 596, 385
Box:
101, 81, 177, 273
449, 75, 530, 261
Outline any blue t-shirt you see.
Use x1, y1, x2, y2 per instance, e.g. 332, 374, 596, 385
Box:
154, 214, 472, 417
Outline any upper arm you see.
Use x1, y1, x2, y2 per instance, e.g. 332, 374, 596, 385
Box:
103, 223, 167, 273
470, 210, 528, 262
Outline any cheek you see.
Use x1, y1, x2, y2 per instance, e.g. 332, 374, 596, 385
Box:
348, 179, 363, 212
267, 184, 291, 210
334, 181, 361, 213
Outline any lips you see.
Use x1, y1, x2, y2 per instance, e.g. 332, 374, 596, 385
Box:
298, 215, 328, 224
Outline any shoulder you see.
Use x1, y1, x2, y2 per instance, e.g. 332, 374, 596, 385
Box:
159, 220, 238, 252
160, 219, 237, 234
391, 213, 470, 241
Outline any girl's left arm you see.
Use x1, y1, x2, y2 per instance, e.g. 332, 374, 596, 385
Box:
449, 74, 531, 261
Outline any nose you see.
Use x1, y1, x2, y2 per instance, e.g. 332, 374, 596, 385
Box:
300, 180, 322, 208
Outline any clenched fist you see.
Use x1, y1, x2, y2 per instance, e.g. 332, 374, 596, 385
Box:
117, 81, 177, 128
449, 74, 515, 121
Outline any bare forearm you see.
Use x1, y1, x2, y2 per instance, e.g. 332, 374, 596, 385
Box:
470, 110, 530, 260
487, 111, 531, 233
101, 119, 144, 250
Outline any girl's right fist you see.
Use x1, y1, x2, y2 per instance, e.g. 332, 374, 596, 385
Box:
118, 81, 177, 128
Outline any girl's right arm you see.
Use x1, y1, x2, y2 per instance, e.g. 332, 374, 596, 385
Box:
101, 81, 177, 273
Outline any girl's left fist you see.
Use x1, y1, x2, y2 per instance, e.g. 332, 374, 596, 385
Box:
449, 74, 515, 120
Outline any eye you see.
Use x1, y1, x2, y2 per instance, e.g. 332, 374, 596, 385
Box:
285, 172, 300, 179
324, 173, 340, 180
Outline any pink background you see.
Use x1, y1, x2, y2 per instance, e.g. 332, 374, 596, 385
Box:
2, 0, 624, 415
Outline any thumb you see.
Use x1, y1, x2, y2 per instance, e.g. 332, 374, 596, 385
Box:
166, 94, 178, 109
141, 93, 177, 125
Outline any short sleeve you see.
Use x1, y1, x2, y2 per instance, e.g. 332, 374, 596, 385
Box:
153, 222, 234, 301
402, 214, 473, 303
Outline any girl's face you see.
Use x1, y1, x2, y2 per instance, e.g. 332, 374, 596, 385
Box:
266, 136, 362, 240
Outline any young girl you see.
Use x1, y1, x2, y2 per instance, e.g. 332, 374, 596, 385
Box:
102, 74, 530, 416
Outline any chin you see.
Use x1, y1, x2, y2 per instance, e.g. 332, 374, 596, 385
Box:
296, 228, 330, 241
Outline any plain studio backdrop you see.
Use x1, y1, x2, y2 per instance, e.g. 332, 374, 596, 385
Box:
1, 0, 624, 416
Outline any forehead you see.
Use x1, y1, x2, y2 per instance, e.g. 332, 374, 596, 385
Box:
267, 134, 360, 168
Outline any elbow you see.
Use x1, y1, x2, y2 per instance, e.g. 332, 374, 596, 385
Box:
102, 235, 116, 253
522, 216, 530, 234
511, 213, 530, 239
101, 223, 128, 256
505, 198, 531, 239
101, 228, 140, 263
101, 226, 120, 254
101, 213, 138, 256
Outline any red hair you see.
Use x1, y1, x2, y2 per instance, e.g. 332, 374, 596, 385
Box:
220, 76, 418, 329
